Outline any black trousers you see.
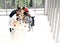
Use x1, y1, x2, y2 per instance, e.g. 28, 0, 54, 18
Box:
31, 16, 35, 27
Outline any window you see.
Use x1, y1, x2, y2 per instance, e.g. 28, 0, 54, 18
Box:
0, 0, 45, 9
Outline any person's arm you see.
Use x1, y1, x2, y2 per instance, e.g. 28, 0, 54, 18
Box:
27, 12, 32, 17
9, 10, 16, 18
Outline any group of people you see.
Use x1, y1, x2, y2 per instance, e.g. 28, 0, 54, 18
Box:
9, 6, 35, 32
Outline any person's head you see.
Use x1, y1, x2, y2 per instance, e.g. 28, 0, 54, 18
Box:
22, 7, 25, 10
17, 7, 21, 12
22, 7, 29, 12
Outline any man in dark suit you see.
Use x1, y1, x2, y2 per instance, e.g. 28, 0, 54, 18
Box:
9, 7, 21, 32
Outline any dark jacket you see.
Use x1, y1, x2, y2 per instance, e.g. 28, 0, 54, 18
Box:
9, 10, 16, 18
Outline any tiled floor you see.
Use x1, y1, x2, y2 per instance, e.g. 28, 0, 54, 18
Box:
0, 15, 54, 43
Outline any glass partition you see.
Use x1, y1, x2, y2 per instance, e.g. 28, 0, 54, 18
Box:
0, 0, 45, 9
0, 0, 45, 15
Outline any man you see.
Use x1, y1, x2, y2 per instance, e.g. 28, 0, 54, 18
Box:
9, 7, 21, 32
9, 7, 21, 18
22, 7, 35, 31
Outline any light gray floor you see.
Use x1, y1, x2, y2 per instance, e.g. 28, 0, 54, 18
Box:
0, 15, 55, 43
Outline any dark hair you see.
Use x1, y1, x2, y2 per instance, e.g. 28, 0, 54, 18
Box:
17, 7, 21, 10
24, 12, 28, 16
22, 7, 25, 10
